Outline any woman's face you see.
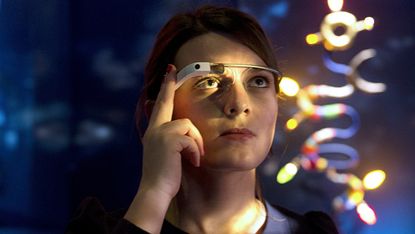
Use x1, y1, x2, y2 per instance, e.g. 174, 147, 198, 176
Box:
173, 32, 278, 171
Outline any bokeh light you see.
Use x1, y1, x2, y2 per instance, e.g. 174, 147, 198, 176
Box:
279, 77, 300, 96
277, 1, 387, 230
364, 17, 375, 30
276, 162, 298, 184
286, 118, 298, 130
357, 202, 377, 225
363, 170, 386, 190
328, 0, 343, 12
306, 33, 320, 45
348, 190, 364, 205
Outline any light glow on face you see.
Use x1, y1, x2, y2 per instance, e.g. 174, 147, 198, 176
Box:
173, 32, 279, 171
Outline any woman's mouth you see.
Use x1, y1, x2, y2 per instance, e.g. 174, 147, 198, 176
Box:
220, 128, 256, 141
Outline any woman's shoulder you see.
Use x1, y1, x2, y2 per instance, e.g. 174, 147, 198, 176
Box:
264, 201, 339, 234
66, 197, 185, 234
66, 197, 338, 234
65, 197, 144, 234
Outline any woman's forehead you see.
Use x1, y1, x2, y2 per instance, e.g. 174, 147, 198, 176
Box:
174, 32, 266, 70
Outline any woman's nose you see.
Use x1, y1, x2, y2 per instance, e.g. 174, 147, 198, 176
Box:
223, 82, 250, 117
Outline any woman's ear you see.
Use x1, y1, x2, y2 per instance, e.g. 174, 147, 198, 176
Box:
144, 100, 155, 120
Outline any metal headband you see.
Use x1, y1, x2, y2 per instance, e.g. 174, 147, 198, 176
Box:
175, 62, 282, 90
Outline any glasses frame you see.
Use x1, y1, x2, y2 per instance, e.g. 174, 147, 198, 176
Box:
175, 62, 282, 90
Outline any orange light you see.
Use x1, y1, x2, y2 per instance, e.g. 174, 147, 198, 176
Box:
357, 202, 377, 225
316, 158, 328, 171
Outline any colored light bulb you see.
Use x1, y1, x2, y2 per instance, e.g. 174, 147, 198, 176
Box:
357, 202, 377, 225
276, 163, 298, 184
306, 33, 321, 45
280, 77, 300, 97
363, 170, 386, 190
328, 0, 343, 12
286, 118, 298, 130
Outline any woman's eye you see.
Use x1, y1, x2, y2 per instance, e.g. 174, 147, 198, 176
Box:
194, 77, 221, 89
248, 76, 270, 88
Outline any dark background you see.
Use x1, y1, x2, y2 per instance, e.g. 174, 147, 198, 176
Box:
0, 0, 414, 233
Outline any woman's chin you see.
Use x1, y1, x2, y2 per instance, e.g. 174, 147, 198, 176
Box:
199, 151, 265, 171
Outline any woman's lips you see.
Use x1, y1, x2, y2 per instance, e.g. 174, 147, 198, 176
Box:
220, 128, 256, 141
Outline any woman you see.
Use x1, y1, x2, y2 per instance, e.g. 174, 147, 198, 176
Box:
67, 5, 338, 234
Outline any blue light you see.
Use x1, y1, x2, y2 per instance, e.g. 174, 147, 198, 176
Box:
269, 1, 288, 18
323, 52, 351, 75
0, 110, 5, 126
95, 126, 111, 139
4, 130, 18, 149
319, 143, 359, 169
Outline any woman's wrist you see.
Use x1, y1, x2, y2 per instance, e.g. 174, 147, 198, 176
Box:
124, 187, 173, 233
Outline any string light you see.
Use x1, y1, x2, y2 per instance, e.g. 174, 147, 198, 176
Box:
349, 49, 386, 93
357, 202, 377, 225
286, 118, 298, 130
307, 1, 375, 51
276, 162, 299, 184
364, 17, 375, 30
306, 33, 321, 45
277, 0, 386, 226
363, 170, 386, 190
279, 77, 300, 96
328, 0, 343, 12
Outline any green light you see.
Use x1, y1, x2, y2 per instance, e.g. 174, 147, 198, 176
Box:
276, 163, 298, 184
322, 104, 343, 119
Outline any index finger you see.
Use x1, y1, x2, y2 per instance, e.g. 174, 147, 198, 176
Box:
148, 64, 177, 128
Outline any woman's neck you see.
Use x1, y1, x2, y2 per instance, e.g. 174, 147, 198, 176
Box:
166, 164, 265, 233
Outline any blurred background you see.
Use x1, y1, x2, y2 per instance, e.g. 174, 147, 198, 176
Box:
0, 0, 414, 233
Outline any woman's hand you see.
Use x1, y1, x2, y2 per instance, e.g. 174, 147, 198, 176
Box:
140, 64, 205, 200
124, 64, 204, 233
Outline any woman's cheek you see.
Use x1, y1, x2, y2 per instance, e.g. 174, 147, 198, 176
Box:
259, 98, 278, 121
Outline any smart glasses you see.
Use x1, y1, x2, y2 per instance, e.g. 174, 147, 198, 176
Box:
175, 62, 282, 90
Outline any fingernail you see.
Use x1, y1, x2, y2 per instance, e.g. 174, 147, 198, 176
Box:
166, 64, 173, 74
164, 64, 173, 83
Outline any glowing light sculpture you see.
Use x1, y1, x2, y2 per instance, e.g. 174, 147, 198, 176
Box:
306, 0, 374, 51
277, 0, 386, 226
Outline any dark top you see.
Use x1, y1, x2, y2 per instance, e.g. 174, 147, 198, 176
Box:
66, 197, 339, 234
